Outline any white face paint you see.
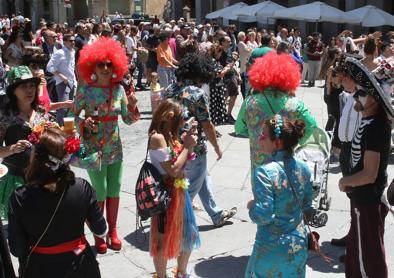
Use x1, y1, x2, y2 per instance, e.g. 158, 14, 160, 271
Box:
358, 95, 368, 106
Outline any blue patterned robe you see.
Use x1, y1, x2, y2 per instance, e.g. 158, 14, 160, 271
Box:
245, 151, 313, 278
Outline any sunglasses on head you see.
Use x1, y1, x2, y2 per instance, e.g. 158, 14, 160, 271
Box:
97, 62, 113, 69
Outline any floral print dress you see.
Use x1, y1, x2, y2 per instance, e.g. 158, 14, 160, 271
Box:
74, 84, 139, 169
235, 89, 317, 171
245, 151, 313, 278
0, 110, 47, 218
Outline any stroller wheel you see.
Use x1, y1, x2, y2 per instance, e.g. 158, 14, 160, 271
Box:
319, 197, 331, 211
312, 211, 328, 227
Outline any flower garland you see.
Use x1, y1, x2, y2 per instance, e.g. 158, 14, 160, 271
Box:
169, 140, 195, 190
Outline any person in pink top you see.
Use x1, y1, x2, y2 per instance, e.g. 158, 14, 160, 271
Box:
169, 27, 178, 58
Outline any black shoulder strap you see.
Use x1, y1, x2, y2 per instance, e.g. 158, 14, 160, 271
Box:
262, 93, 276, 115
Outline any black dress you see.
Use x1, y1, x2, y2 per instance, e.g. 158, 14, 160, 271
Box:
8, 178, 106, 278
209, 60, 227, 125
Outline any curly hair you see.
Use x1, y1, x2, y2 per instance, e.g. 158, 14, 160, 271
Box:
248, 51, 300, 94
77, 37, 128, 83
175, 53, 215, 84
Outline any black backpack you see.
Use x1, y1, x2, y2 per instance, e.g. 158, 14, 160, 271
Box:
135, 138, 171, 221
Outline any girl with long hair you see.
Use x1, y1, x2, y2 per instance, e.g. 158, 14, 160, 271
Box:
148, 99, 199, 278
8, 127, 106, 278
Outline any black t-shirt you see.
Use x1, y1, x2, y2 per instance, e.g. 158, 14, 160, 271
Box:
349, 114, 391, 203
146, 35, 159, 62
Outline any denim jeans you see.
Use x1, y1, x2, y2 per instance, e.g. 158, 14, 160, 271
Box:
185, 154, 223, 225
157, 65, 175, 89
55, 82, 74, 126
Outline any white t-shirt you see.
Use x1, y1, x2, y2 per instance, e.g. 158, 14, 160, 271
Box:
148, 148, 171, 175
338, 92, 362, 142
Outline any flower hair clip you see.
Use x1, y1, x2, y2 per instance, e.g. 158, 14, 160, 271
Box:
270, 115, 283, 139
28, 120, 86, 171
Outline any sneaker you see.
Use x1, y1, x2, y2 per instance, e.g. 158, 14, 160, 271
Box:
331, 235, 347, 247
214, 207, 237, 227
226, 114, 236, 124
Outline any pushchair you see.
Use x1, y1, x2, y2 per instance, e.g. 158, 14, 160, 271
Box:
295, 127, 332, 227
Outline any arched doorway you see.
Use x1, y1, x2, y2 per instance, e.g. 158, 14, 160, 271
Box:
72, 0, 88, 22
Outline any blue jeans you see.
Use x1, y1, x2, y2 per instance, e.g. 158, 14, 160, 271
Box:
157, 65, 175, 89
185, 154, 223, 225
55, 82, 74, 126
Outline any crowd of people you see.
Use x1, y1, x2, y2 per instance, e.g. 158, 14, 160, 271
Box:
0, 12, 393, 278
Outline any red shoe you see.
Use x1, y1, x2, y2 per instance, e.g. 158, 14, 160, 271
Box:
95, 201, 107, 254
94, 235, 107, 254
106, 197, 122, 250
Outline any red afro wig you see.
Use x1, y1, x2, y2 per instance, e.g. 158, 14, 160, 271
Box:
78, 37, 128, 84
248, 51, 301, 95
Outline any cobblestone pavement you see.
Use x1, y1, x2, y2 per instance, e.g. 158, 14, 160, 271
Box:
11, 83, 394, 277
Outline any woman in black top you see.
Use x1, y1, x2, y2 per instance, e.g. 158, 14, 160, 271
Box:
8, 127, 107, 278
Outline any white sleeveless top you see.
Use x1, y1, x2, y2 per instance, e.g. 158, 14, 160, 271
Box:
148, 148, 171, 175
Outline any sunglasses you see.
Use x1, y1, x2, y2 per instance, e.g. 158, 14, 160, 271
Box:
354, 88, 368, 98
97, 62, 113, 69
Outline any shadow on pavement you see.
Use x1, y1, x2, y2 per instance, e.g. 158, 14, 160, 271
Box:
194, 255, 249, 278
228, 131, 248, 138
124, 227, 150, 252
306, 241, 345, 273
139, 111, 152, 115
198, 221, 234, 232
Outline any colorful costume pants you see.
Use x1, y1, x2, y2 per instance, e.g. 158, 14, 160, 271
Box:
87, 161, 122, 201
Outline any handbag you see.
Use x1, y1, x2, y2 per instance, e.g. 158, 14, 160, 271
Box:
274, 161, 333, 263
135, 136, 171, 221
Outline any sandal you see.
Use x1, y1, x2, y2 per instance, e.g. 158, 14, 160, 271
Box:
192, 200, 202, 211
214, 207, 237, 227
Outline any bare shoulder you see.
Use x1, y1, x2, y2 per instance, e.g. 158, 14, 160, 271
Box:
149, 133, 168, 150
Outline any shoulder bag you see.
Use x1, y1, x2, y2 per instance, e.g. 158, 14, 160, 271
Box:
274, 161, 333, 263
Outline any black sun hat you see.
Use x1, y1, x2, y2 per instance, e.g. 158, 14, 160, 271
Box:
345, 57, 394, 119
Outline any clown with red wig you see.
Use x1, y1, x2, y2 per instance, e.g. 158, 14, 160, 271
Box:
235, 51, 317, 171
73, 37, 139, 254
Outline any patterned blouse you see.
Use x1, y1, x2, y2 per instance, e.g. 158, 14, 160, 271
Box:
0, 110, 47, 176
235, 89, 317, 171
245, 150, 312, 278
75, 84, 138, 168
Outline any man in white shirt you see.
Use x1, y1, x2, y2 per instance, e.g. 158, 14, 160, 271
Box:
276, 28, 288, 43
46, 34, 76, 125
288, 28, 302, 57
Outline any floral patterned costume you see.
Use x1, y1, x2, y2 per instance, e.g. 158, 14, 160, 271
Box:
235, 89, 317, 171
0, 110, 47, 218
74, 83, 139, 252
75, 84, 138, 173
245, 151, 313, 278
